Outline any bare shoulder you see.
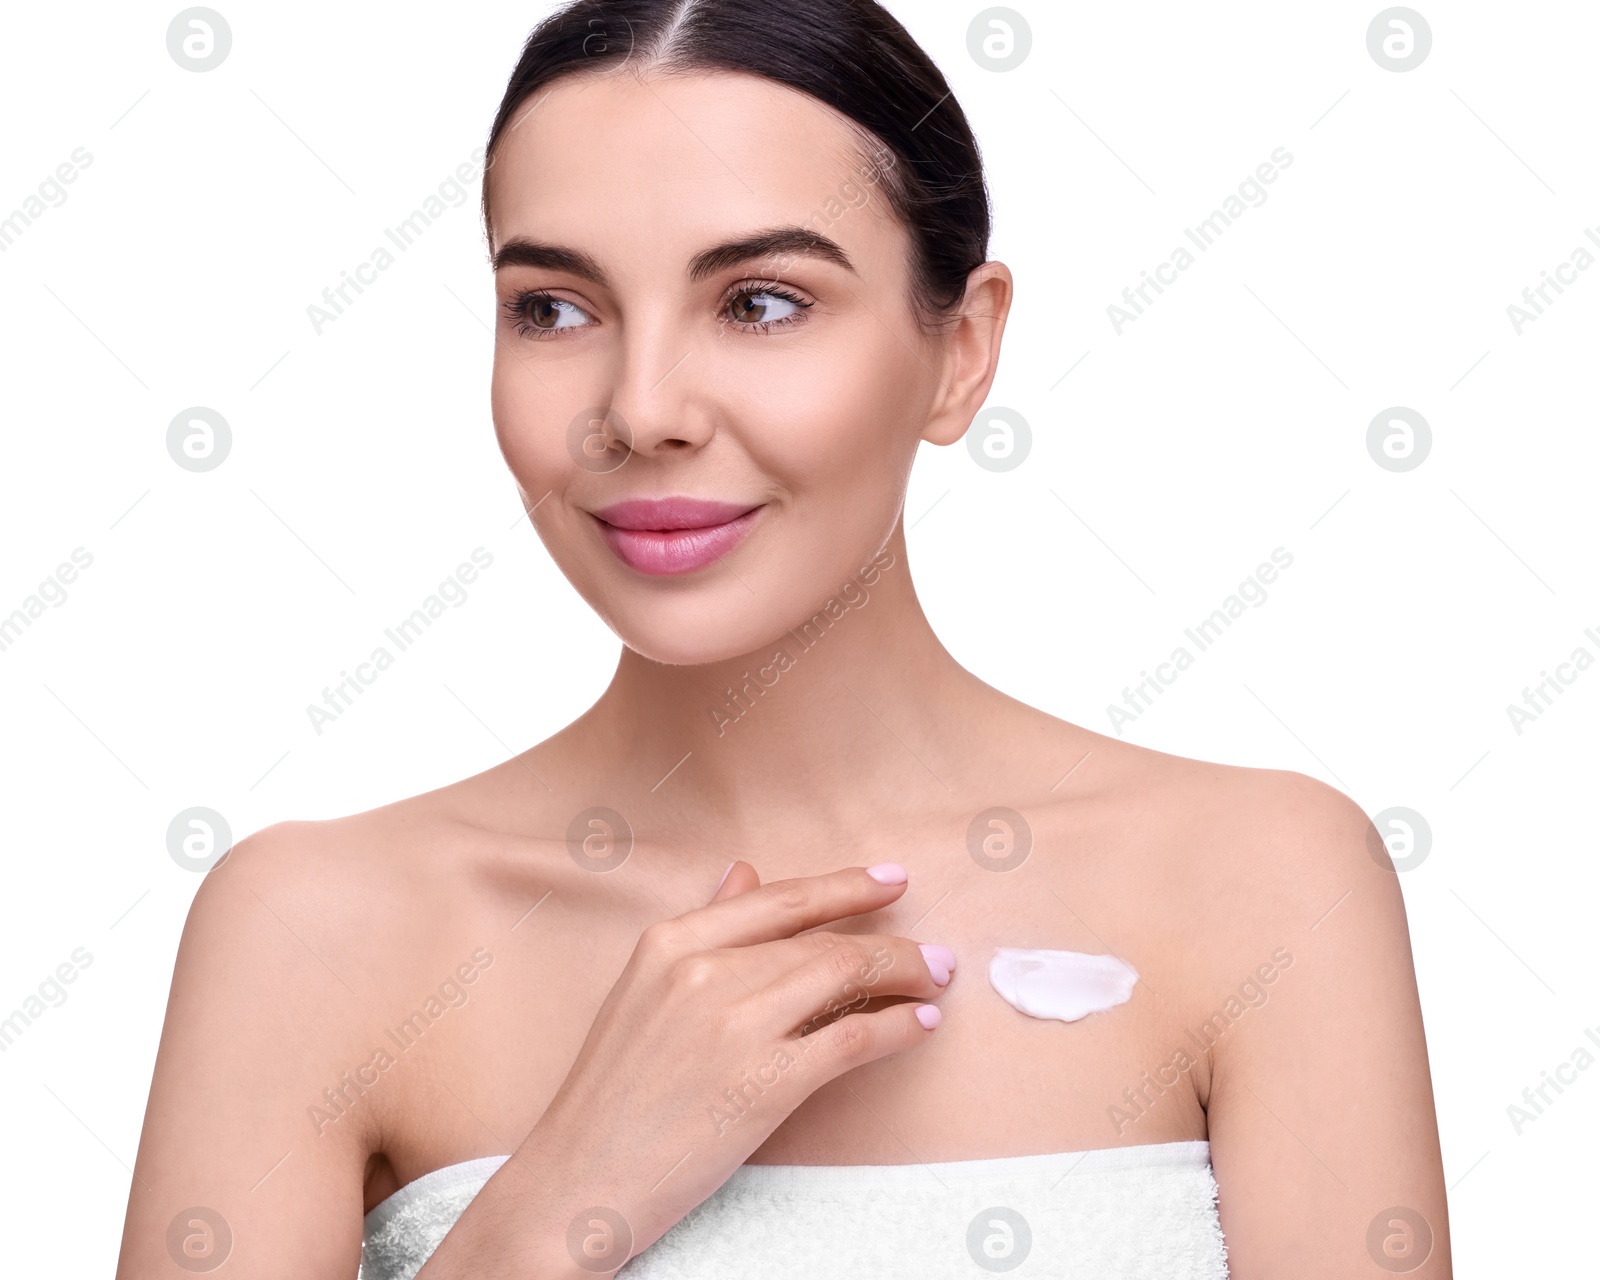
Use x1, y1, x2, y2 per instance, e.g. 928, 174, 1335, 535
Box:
156, 765, 544, 1122
120, 763, 569, 1274
191, 758, 574, 1014
997, 711, 1413, 1021
1033, 719, 1394, 927
1165, 746, 1400, 947
1090, 734, 1420, 1002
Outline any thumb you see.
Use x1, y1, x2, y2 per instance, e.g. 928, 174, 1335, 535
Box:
709, 859, 759, 902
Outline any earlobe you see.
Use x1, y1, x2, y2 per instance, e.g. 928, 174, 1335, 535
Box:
920, 410, 971, 448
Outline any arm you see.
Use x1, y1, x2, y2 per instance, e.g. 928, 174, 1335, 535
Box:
115, 824, 372, 1278
1206, 774, 1451, 1277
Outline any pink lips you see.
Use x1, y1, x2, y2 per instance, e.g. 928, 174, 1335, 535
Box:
591, 497, 764, 575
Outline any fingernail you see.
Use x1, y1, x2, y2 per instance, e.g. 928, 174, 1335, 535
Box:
865, 863, 907, 885
914, 1004, 942, 1030
714, 861, 735, 893
919, 944, 955, 986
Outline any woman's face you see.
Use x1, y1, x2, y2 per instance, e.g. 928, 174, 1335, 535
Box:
488, 69, 959, 665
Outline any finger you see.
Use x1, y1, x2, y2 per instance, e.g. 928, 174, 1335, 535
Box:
690, 864, 909, 949
791, 1000, 942, 1085
755, 933, 952, 1033
723, 930, 955, 997
708, 859, 760, 903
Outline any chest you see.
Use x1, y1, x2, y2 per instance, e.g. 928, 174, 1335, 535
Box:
364, 845, 1214, 1210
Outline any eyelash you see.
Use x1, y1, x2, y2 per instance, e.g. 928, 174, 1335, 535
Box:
501, 279, 814, 340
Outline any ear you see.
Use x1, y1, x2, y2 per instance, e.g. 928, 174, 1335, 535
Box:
919, 261, 1014, 447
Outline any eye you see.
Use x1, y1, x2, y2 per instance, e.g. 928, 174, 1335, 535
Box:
503, 289, 593, 338
501, 281, 814, 340
724, 282, 813, 333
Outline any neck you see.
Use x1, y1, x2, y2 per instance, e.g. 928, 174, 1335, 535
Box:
561, 523, 991, 854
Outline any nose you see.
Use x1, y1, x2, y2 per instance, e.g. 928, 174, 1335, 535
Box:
603, 326, 715, 460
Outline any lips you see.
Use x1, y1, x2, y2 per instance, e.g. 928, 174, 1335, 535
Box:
591, 497, 764, 575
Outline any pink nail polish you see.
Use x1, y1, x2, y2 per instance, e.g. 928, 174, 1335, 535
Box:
920, 943, 955, 970
919, 944, 954, 985
914, 1004, 941, 1030
865, 863, 907, 885
714, 861, 735, 893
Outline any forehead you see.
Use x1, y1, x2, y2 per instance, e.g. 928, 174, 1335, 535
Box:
488, 68, 898, 271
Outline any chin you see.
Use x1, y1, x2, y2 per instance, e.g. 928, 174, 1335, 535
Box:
600, 592, 801, 668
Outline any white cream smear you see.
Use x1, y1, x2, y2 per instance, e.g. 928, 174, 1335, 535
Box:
988, 947, 1139, 1023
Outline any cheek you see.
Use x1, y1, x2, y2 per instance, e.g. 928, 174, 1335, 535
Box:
799, 392, 917, 570
745, 346, 915, 496
491, 357, 564, 491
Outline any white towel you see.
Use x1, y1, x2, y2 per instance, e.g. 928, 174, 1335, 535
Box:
361, 1140, 1228, 1279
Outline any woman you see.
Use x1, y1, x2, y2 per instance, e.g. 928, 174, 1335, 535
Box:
116, 1, 1450, 1276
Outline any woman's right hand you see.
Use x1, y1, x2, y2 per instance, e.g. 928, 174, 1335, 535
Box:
419, 861, 955, 1277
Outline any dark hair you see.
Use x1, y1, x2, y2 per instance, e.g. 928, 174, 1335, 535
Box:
481, 0, 991, 329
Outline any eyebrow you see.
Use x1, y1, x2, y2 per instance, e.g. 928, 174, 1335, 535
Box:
490, 225, 856, 286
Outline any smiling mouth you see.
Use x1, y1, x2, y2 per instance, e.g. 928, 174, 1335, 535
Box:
590, 498, 765, 576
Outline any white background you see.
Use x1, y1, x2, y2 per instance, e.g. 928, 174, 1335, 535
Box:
1, 0, 1594, 1273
